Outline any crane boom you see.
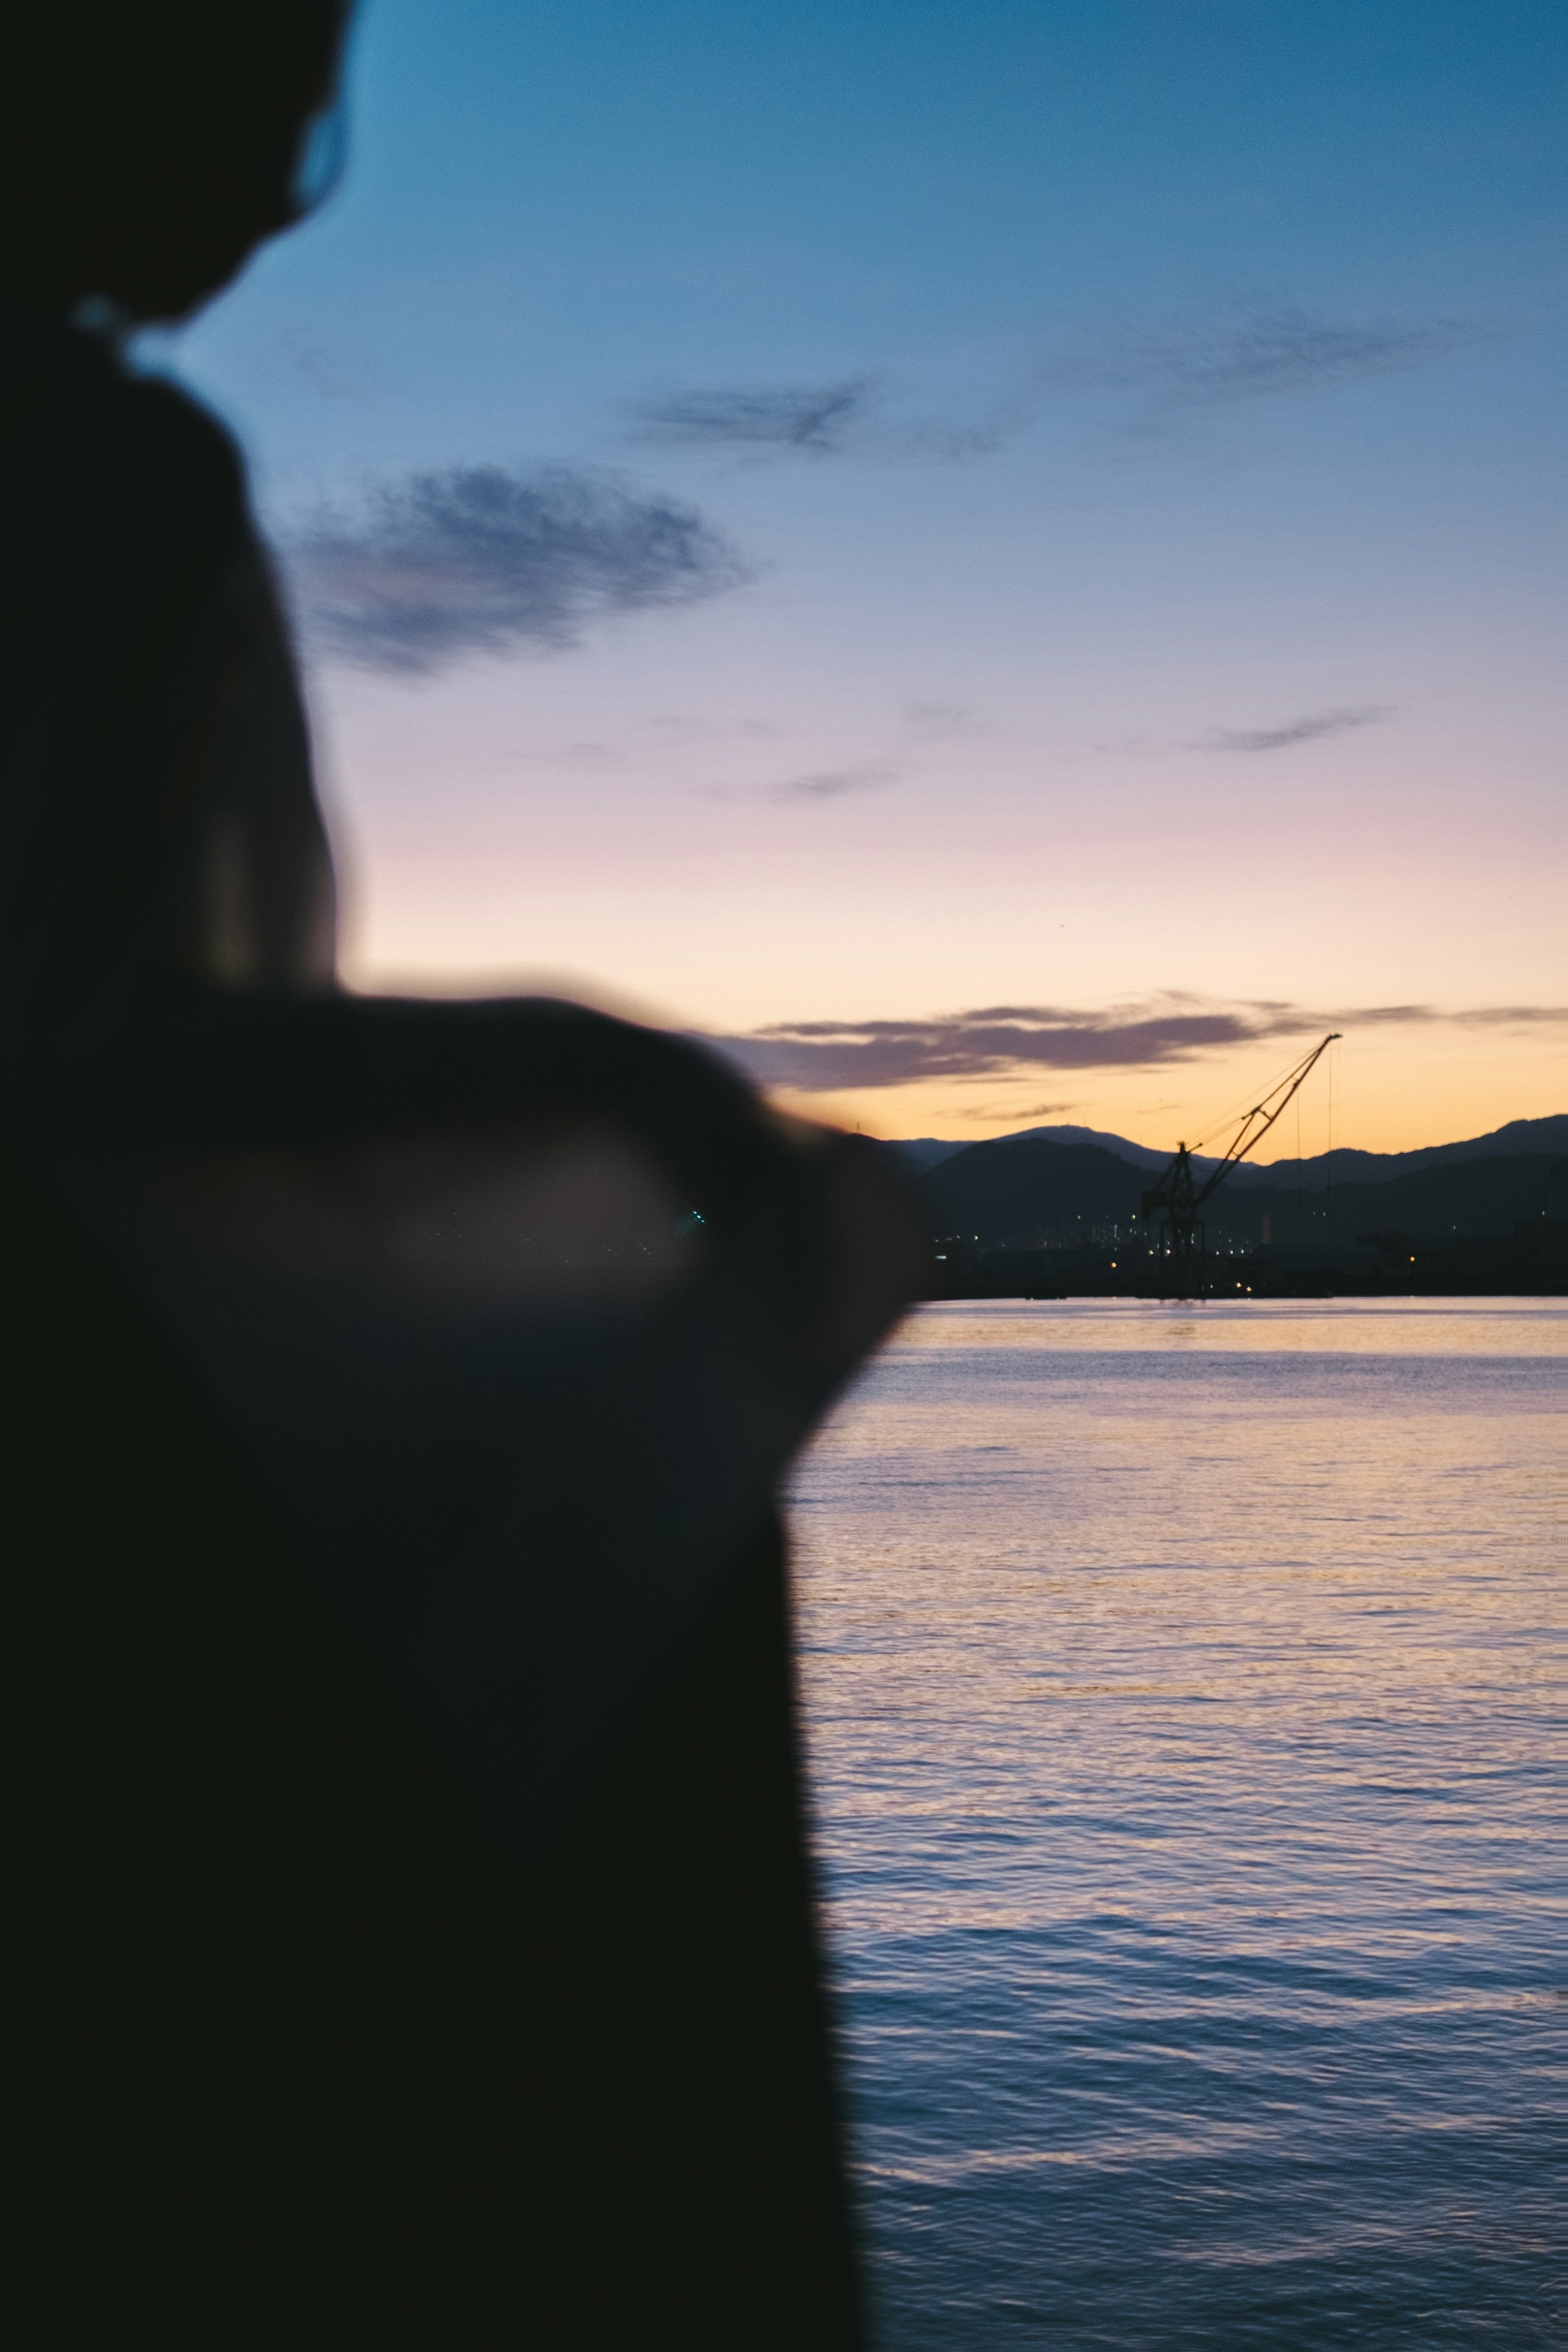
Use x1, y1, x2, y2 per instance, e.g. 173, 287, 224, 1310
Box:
1140, 1032, 1341, 1298
1191, 1032, 1343, 1208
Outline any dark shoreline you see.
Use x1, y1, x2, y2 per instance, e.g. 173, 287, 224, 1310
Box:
921, 1243, 1567, 1303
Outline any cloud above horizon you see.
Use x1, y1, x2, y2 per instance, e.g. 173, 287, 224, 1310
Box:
1094, 705, 1394, 759
765, 765, 898, 802
956, 1099, 1078, 1122
696, 763, 900, 804
1198, 705, 1390, 753
286, 464, 749, 673
633, 380, 873, 454
706, 995, 1567, 1094
1049, 304, 1479, 410
904, 699, 987, 741
627, 304, 1479, 473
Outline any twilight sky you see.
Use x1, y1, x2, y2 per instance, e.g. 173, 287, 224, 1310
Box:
145, 0, 1564, 1153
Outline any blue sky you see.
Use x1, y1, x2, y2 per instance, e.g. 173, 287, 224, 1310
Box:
146, 0, 1566, 1149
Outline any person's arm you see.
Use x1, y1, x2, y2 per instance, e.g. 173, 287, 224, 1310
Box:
6, 336, 922, 1330
35, 975, 805, 1238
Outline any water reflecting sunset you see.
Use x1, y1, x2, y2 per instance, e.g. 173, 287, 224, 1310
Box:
792, 1299, 1565, 2349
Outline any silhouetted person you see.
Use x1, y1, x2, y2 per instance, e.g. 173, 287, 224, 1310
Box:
1, 8, 915, 2342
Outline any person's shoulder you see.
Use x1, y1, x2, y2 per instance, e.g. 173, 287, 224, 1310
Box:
89, 348, 247, 511
8, 328, 253, 575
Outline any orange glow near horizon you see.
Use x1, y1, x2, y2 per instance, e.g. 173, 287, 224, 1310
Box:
765, 1031, 1563, 1156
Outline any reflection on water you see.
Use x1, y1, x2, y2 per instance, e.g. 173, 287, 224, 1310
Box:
790, 1300, 1566, 2350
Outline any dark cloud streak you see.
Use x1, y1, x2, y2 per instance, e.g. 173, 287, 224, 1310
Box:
287, 464, 749, 674
1199, 706, 1390, 753
706, 996, 1567, 1094
766, 766, 898, 803
632, 303, 1479, 473
695, 765, 900, 805
633, 381, 873, 454
1050, 304, 1478, 409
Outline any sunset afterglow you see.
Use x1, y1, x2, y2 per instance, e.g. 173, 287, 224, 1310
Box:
149, 0, 1564, 1154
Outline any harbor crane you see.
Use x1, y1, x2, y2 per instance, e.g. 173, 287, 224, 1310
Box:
1140, 1033, 1341, 1300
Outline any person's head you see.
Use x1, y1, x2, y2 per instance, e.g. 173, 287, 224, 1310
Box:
2, 2, 353, 325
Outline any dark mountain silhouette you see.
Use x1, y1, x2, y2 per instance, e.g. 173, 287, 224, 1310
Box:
910, 1133, 1563, 1252
889, 1112, 1567, 1191
884, 1136, 968, 1170
1198, 1113, 1568, 1189
918, 1139, 1150, 1245
1238, 1157, 1561, 1252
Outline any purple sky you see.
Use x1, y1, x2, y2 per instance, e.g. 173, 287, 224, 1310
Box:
148, 0, 1565, 1149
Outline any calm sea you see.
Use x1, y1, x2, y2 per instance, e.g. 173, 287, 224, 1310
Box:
789, 1300, 1565, 2351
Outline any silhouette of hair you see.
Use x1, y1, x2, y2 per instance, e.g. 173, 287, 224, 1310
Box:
1, 2, 352, 320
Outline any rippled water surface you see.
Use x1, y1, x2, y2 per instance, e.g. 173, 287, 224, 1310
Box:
789, 1300, 1566, 2350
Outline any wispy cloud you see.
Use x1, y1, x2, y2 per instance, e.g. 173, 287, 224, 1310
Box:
633, 380, 874, 455
697, 764, 900, 805
1093, 705, 1393, 759
1051, 304, 1479, 410
713, 998, 1273, 1092
903, 699, 987, 741
766, 766, 898, 803
1197, 705, 1391, 753
629, 303, 1481, 474
286, 464, 749, 673
706, 995, 1568, 1094
519, 739, 620, 764
1446, 1005, 1568, 1027
652, 713, 782, 741
956, 1099, 1077, 1122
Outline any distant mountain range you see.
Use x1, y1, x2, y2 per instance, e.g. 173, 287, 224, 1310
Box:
878, 1115, 1567, 1252
887, 1114, 1568, 1185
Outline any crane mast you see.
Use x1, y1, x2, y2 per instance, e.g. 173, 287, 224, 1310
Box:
1140, 1033, 1341, 1300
